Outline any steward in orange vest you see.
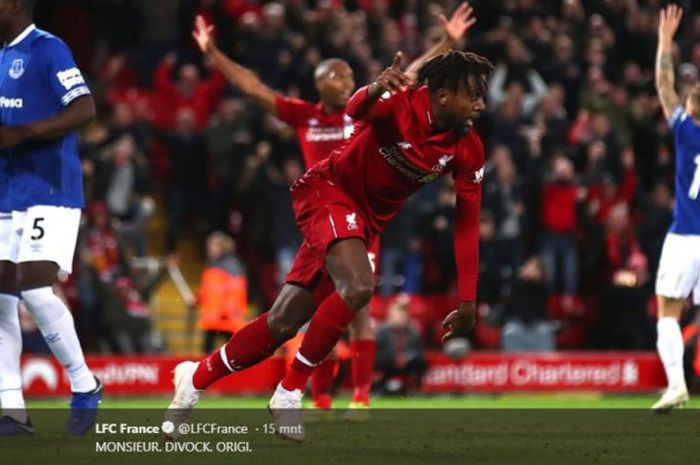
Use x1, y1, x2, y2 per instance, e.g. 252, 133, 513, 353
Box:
198, 232, 248, 352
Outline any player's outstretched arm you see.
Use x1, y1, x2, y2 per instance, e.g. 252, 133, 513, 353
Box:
0, 95, 95, 150
405, 2, 476, 80
655, 4, 683, 120
368, 52, 411, 98
346, 52, 410, 120
192, 15, 278, 114
441, 166, 483, 342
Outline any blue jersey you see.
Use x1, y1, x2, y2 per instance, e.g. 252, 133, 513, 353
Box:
0, 25, 90, 210
669, 106, 700, 235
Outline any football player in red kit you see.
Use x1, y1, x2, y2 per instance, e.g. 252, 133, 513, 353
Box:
188, 3, 477, 413
165, 48, 492, 443
267, 49, 492, 441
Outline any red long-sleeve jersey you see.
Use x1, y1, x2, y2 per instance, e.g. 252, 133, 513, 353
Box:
313, 85, 484, 301
275, 95, 355, 169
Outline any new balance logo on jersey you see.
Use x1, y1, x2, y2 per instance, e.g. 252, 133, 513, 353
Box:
8, 59, 24, 79
346, 213, 359, 230
474, 166, 485, 184
0, 97, 23, 108
56, 67, 85, 90
344, 115, 355, 139
229, 359, 244, 371
432, 155, 454, 173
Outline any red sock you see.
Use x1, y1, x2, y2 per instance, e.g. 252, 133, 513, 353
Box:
282, 357, 314, 392
311, 358, 338, 408
192, 312, 279, 389
314, 393, 332, 409
282, 293, 356, 392
351, 339, 376, 404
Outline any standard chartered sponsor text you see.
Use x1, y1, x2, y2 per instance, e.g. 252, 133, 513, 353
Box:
424, 361, 638, 387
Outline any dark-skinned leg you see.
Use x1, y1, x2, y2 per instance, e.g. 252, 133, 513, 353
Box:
191, 284, 316, 390
0, 260, 28, 424
167, 283, 318, 439
18, 261, 97, 393
0, 261, 19, 295
321, 240, 379, 409
270, 239, 374, 442
326, 239, 375, 309
281, 239, 374, 392
17, 260, 57, 290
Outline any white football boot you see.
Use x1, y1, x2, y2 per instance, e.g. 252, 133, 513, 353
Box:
164, 361, 202, 439
269, 382, 305, 443
651, 383, 689, 412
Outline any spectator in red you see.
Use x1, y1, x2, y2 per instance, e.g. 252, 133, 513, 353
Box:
583, 146, 638, 225
152, 53, 225, 129
540, 154, 579, 298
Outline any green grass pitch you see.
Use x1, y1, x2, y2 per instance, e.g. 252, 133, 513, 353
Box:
25, 392, 673, 409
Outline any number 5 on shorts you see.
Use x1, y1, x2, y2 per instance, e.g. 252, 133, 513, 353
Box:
31, 217, 45, 240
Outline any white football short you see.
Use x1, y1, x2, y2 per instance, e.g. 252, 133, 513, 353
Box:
0, 211, 13, 263
655, 232, 700, 304
3, 206, 81, 273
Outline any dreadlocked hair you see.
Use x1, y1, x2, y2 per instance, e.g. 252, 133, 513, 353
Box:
416, 50, 494, 97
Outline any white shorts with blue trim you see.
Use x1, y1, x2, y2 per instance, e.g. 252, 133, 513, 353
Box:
0, 206, 81, 274
656, 232, 700, 304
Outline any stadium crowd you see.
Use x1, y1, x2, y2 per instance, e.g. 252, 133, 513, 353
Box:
27, 0, 700, 357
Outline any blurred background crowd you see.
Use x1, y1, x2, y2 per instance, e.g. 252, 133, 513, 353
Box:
25, 0, 700, 360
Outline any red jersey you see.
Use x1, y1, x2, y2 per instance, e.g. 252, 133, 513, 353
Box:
275, 95, 355, 169
152, 60, 226, 130
541, 183, 578, 233
317, 85, 485, 301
